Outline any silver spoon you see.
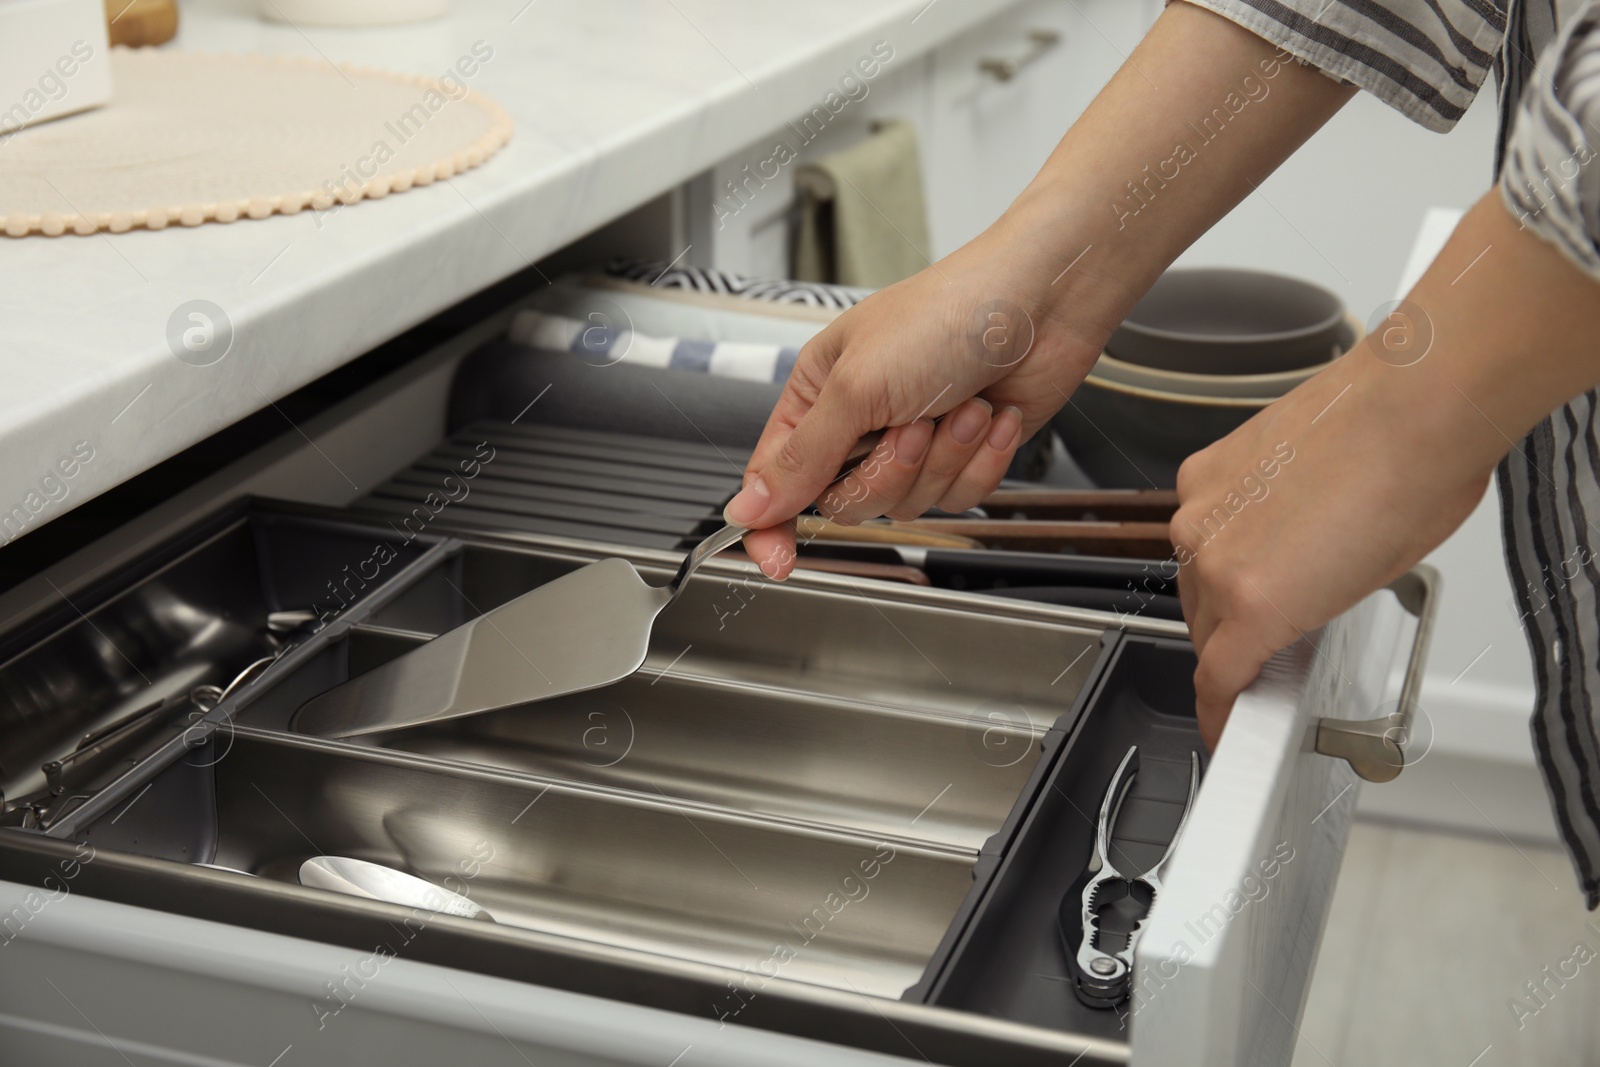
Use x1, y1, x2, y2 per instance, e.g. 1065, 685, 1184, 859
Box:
298, 856, 494, 921
192, 862, 257, 876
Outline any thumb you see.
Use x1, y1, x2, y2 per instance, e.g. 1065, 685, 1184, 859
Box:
725, 372, 873, 530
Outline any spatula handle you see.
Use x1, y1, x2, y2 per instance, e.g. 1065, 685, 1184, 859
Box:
667, 522, 749, 601
667, 431, 889, 603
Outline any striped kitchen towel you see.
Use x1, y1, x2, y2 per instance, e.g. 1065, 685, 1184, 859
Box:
509, 308, 801, 383
604, 258, 873, 310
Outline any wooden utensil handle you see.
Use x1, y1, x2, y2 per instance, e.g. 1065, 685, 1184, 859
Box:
796, 515, 983, 549
979, 488, 1179, 522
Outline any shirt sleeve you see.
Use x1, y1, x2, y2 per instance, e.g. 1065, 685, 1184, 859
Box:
1179, 0, 1507, 131
1501, 5, 1600, 278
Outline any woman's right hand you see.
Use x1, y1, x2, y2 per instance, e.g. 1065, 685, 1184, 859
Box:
724, 226, 1126, 578
721, 0, 1360, 581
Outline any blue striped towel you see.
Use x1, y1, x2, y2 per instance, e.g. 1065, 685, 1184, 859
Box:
509, 309, 801, 383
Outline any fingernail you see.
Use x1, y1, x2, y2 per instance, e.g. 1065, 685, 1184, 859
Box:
987, 406, 1022, 450
724, 475, 770, 526
895, 420, 935, 465
949, 398, 992, 445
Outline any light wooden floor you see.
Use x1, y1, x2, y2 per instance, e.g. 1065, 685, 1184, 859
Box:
1291, 820, 1600, 1067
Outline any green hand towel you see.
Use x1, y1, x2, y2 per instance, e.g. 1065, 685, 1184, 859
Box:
794, 119, 931, 289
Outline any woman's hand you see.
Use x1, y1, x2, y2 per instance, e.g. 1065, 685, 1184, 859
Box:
720, 2, 1356, 578
1175, 191, 1600, 747
1171, 354, 1489, 748
725, 229, 1120, 578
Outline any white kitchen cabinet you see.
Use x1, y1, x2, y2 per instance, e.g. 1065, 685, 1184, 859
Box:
682, 46, 939, 278
919, 0, 1153, 257
691, 0, 1164, 273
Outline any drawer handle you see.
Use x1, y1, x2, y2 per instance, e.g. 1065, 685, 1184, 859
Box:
1313, 564, 1439, 783
978, 29, 1062, 82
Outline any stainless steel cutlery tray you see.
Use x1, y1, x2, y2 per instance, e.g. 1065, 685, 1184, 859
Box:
88, 728, 977, 999
343, 536, 1099, 717
0, 505, 441, 826
284, 647, 1041, 852
0, 499, 1205, 1063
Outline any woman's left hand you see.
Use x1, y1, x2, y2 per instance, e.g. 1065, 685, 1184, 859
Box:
1172, 349, 1489, 748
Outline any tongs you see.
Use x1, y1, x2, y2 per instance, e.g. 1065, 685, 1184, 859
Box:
1060, 745, 1199, 1007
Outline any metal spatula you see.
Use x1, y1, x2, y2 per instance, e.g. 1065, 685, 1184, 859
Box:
291, 522, 748, 739
293, 432, 889, 739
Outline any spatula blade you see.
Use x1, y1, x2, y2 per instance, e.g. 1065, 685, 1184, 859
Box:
292, 558, 669, 739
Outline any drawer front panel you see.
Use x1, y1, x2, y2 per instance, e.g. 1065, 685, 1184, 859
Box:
1135, 590, 1407, 1065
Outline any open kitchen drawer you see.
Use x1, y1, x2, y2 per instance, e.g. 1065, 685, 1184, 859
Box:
0, 494, 1428, 1067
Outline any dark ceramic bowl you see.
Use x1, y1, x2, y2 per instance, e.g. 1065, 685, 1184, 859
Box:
1053, 375, 1267, 489
1109, 268, 1346, 375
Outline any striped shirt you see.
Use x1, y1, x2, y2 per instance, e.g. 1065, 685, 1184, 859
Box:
1185, 0, 1600, 906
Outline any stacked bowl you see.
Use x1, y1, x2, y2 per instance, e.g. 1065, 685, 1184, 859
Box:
1054, 268, 1357, 488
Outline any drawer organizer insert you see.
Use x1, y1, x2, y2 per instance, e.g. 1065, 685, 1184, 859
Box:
0, 506, 438, 827
0, 501, 1202, 1062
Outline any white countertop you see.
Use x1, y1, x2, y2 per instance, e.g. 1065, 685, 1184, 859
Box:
0, 0, 1004, 540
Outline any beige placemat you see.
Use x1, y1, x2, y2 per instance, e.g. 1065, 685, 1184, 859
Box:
0, 48, 513, 237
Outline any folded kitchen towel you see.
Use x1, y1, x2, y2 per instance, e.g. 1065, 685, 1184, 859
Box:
508, 309, 800, 384
603, 258, 873, 311
529, 277, 828, 344
793, 119, 931, 288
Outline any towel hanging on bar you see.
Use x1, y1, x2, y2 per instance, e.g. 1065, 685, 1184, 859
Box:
793, 119, 931, 289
